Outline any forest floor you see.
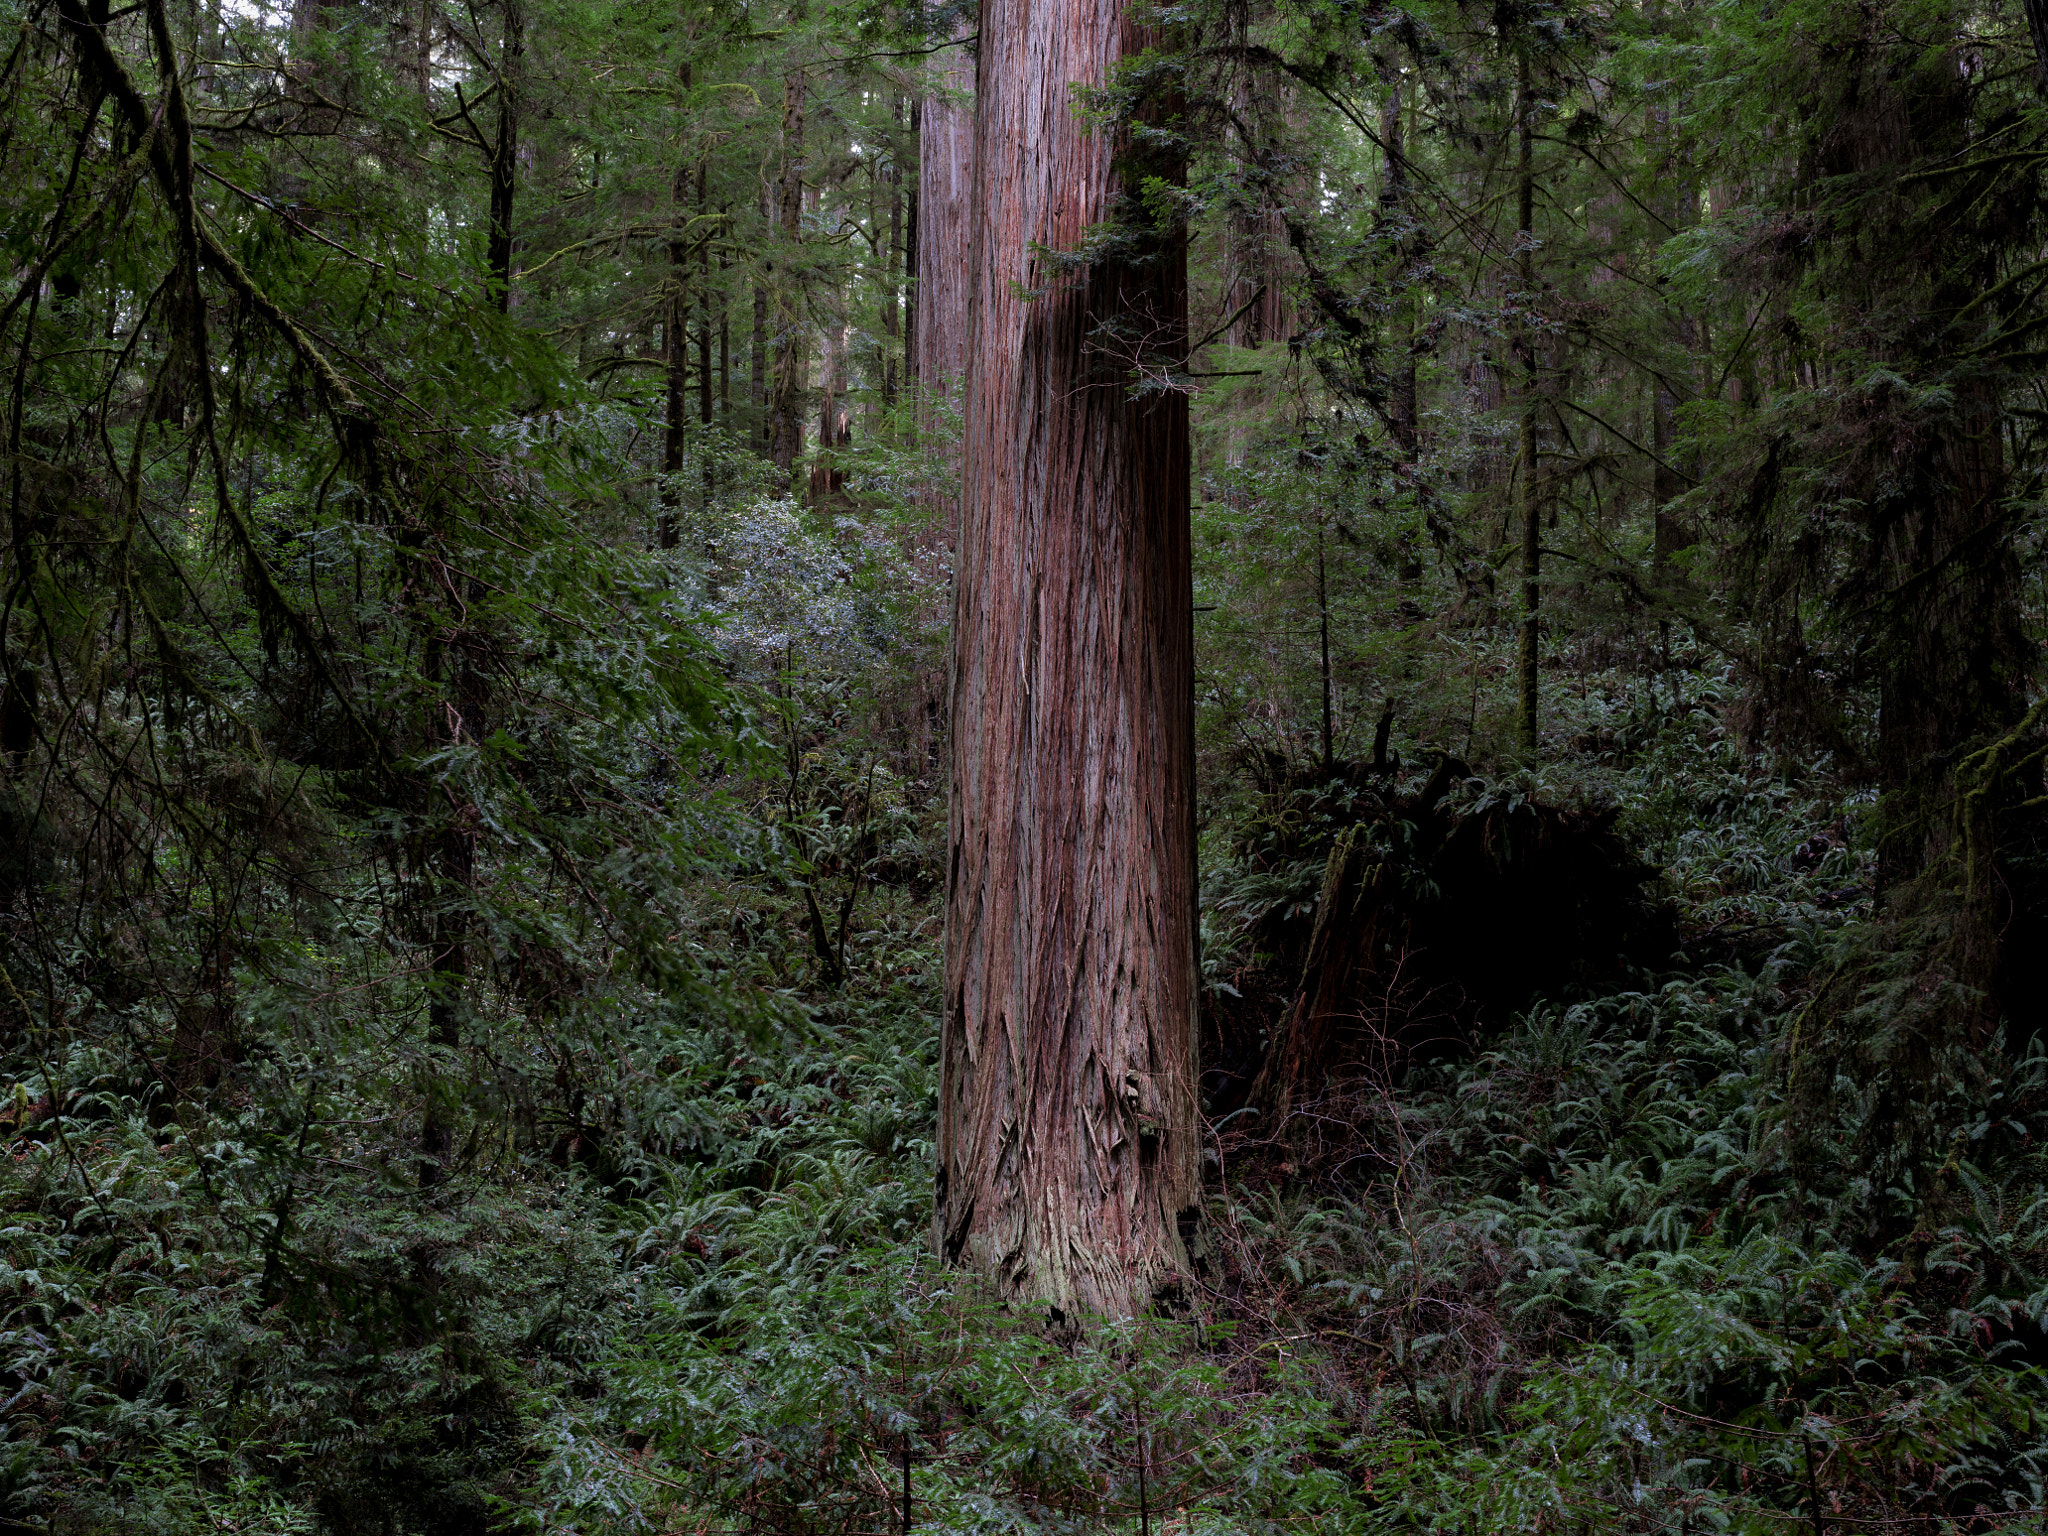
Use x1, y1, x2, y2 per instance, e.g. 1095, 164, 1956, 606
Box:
4, 664, 2046, 1535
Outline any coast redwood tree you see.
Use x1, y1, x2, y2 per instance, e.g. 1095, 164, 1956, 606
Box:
936, 0, 1200, 1319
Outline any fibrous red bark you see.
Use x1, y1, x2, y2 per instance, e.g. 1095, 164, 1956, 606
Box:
938, 0, 1199, 1322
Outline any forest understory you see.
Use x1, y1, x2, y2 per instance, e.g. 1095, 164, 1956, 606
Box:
10, 648, 2047, 1535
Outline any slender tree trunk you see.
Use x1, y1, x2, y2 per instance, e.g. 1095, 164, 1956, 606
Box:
484, 0, 521, 313
818, 287, 843, 450
1317, 524, 1333, 772
1649, 104, 1694, 661
915, 37, 973, 540
1651, 369, 1680, 672
750, 275, 768, 449
415, 0, 433, 96
751, 177, 770, 453
416, 826, 471, 1187
768, 56, 808, 482
284, 0, 345, 196
915, 34, 974, 413
659, 152, 691, 549
194, 0, 222, 96
1380, 69, 1424, 584
939, 0, 1198, 1323
1514, 46, 1540, 755
1380, 74, 1416, 457
290, 0, 323, 51
415, 602, 485, 1187
905, 99, 919, 408
1222, 76, 1288, 351
1650, 380, 1683, 550
697, 161, 714, 432
1221, 205, 1288, 348
880, 107, 903, 413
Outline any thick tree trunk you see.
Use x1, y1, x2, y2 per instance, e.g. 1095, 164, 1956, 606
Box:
938, 0, 1199, 1323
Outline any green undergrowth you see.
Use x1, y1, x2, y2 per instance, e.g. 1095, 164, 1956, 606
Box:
5, 703, 2047, 1534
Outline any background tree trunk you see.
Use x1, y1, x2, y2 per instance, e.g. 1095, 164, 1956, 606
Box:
697, 159, 714, 432
915, 36, 972, 540
1221, 77, 1289, 352
1378, 73, 1416, 456
915, 35, 973, 407
818, 293, 844, 449
768, 57, 808, 481
484, 0, 521, 313
750, 192, 769, 452
880, 104, 902, 412
938, 0, 1199, 1323
904, 100, 919, 404
659, 152, 691, 549
414, 0, 434, 96
1876, 378, 2023, 905
1514, 46, 1540, 754
2026, 0, 2048, 93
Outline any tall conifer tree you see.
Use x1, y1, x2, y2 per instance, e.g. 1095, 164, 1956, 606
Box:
937, 0, 1201, 1319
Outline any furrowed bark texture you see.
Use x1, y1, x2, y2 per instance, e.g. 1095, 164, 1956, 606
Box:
938, 0, 1199, 1323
